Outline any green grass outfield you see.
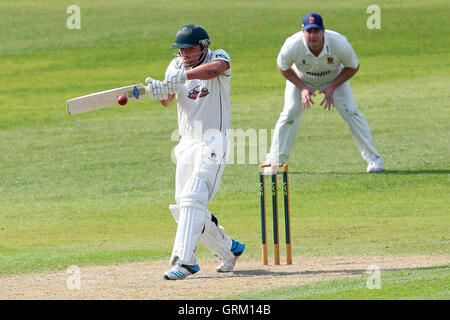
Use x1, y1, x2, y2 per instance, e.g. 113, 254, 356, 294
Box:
0, 0, 449, 299
223, 265, 450, 300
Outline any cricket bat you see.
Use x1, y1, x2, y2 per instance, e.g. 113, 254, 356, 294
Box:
66, 83, 148, 115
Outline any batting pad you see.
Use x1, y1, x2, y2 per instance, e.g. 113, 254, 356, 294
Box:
168, 204, 234, 263
200, 213, 234, 263
170, 206, 207, 266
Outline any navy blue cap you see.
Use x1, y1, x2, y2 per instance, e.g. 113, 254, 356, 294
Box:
302, 13, 324, 30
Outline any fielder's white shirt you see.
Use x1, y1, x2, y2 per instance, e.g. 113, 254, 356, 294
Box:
277, 30, 359, 87
165, 49, 232, 137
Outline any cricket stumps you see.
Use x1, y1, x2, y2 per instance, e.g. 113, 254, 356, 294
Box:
259, 163, 292, 265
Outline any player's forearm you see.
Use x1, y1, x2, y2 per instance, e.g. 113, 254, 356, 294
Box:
278, 65, 309, 91
186, 61, 229, 80
329, 65, 359, 89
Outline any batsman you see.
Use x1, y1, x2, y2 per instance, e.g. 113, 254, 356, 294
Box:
145, 25, 245, 280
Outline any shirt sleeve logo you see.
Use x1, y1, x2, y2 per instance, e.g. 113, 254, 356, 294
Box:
215, 53, 230, 62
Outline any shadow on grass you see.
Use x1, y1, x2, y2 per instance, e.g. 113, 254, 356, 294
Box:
193, 269, 301, 279
289, 169, 449, 175
382, 169, 449, 175
193, 265, 448, 280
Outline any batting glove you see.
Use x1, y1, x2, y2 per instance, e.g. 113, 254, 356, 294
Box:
166, 68, 188, 93
166, 80, 180, 95
146, 77, 169, 101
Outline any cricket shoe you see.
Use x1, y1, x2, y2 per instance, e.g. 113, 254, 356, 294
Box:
163, 263, 200, 280
366, 156, 383, 173
216, 239, 245, 273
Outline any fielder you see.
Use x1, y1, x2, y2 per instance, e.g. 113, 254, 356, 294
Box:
146, 24, 245, 280
265, 13, 382, 173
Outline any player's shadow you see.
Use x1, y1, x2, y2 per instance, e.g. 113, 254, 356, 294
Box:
381, 169, 449, 175
193, 269, 301, 279
232, 269, 300, 277
230, 268, 366, 277
294, 265, 448, 277
193, 269, 362, 280
194, 265, 448, 280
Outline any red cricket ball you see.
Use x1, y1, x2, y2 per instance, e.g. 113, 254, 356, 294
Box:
117, 94, 128, 106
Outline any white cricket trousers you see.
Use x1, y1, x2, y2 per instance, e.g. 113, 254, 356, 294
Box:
169, 131, 234, 266
267, 80, 380, 164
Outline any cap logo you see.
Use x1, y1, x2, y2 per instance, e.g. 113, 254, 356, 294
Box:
309, 16, 315, 23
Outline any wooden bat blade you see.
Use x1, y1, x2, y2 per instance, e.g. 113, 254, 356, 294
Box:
66, 83, 147, 115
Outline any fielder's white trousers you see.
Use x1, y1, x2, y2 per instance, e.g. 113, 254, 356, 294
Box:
267, 80, 380, 164
169, 131, 234, 266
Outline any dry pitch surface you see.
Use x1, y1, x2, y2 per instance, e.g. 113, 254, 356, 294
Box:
1, 254, 449, 299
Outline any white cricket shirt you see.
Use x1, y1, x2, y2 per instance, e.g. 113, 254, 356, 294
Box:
277, 30, 359, 87
165, 49, 232, 137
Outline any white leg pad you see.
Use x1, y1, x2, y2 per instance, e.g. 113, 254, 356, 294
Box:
170, 206, 207, 266
200, 211, 234, 262
169, 204, 180, 222
168, 204, 233, 262
170, 176, 210, 266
